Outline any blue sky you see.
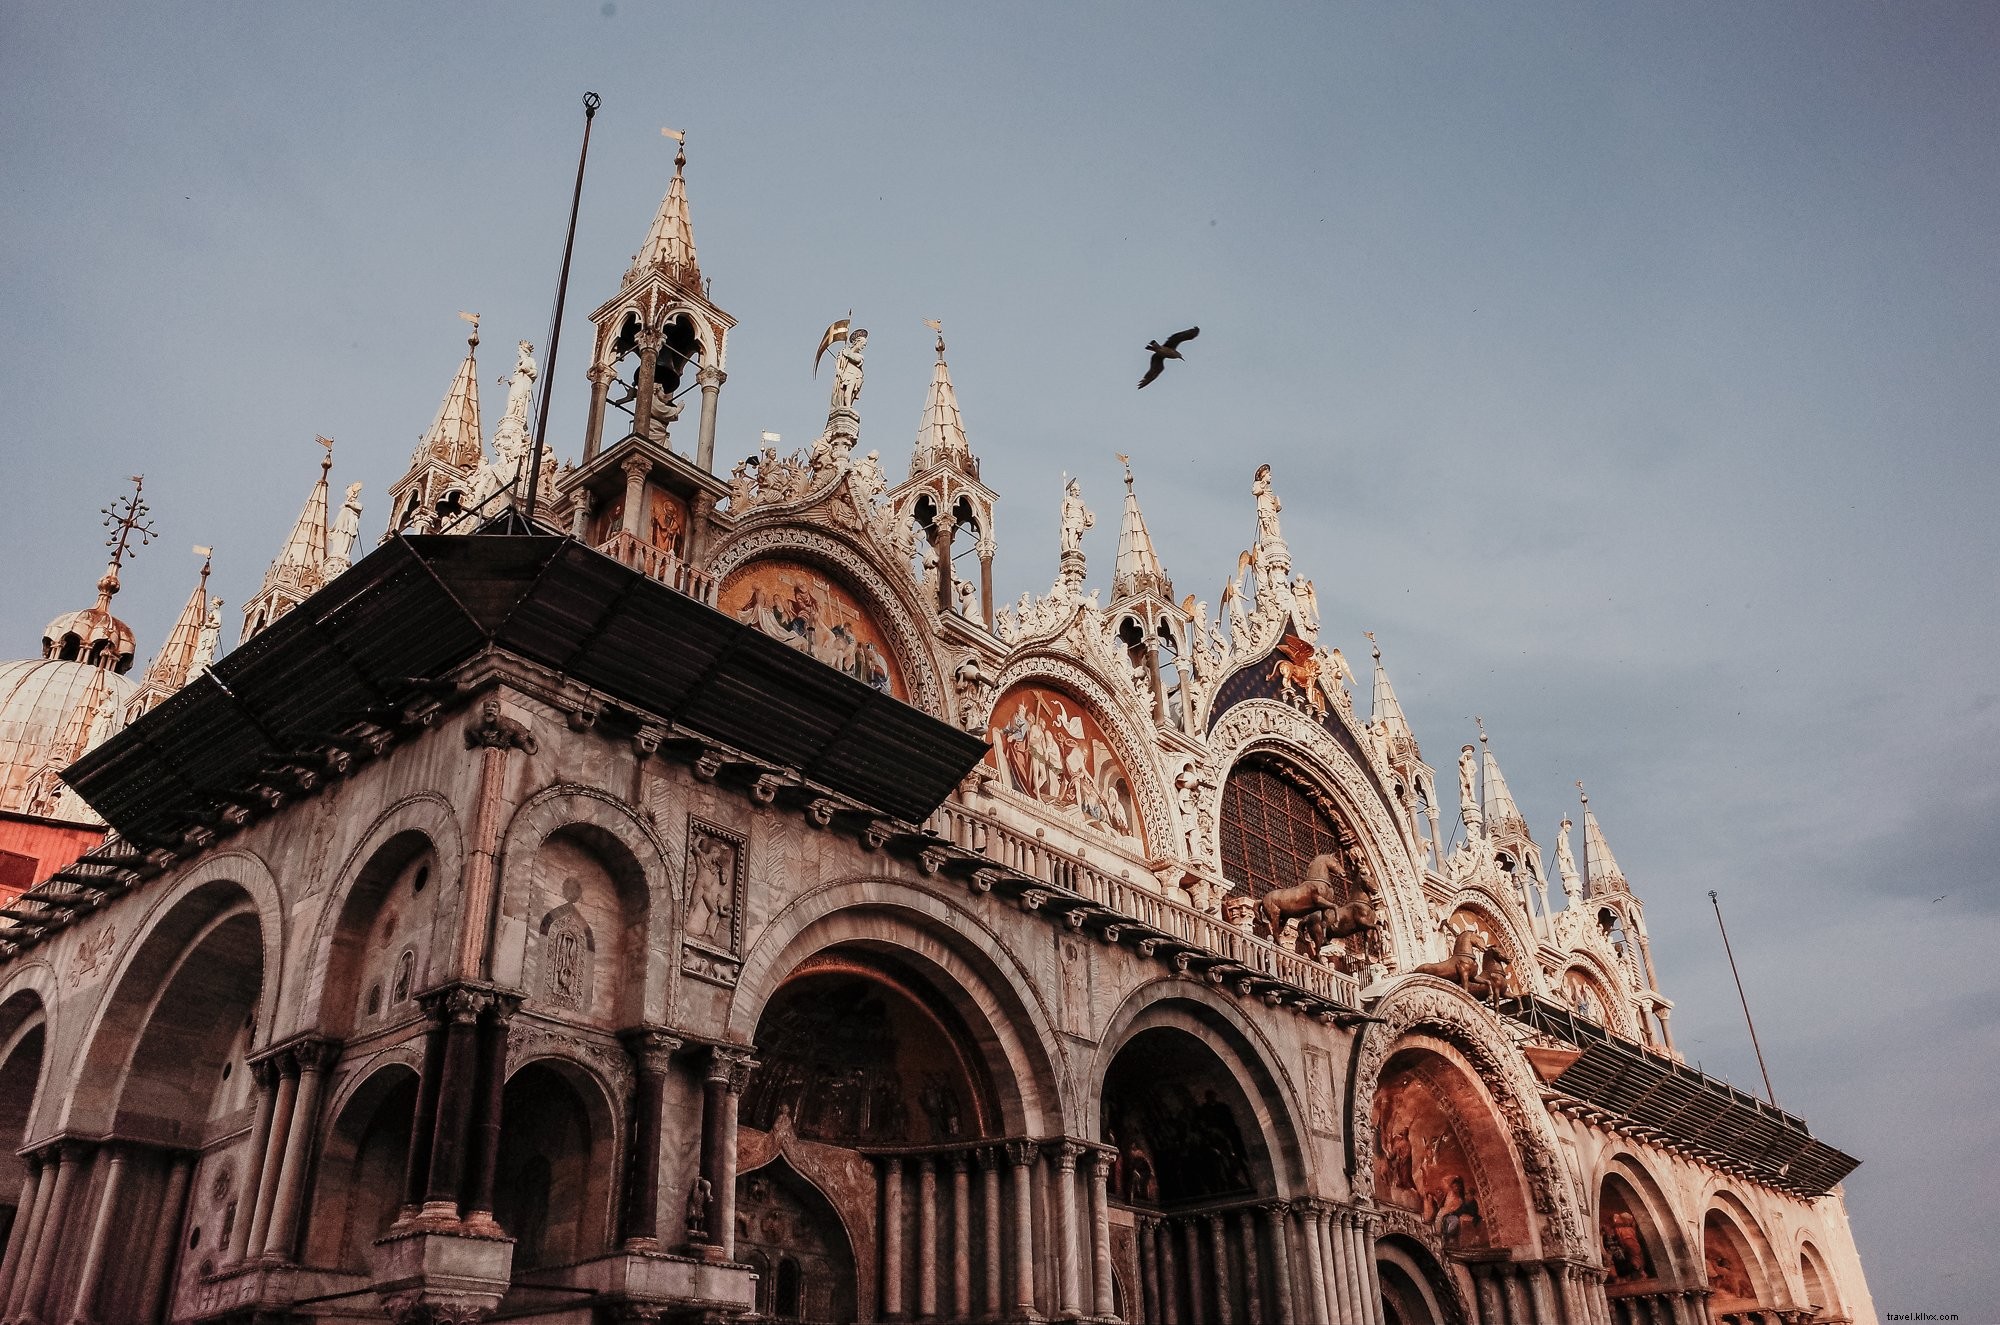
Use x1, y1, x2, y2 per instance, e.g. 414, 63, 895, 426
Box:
3, 3, 1995, 1310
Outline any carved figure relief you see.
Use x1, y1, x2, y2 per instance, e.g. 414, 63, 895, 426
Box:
1303, 1045, 1340, 1138
984, 682, 1146, 855
67, 923, 117, 989
719, 559, 906, 698
537, 875, 596, 1012
685, 819, 745, 954
1562, 967, 1612, 1025
1601, 1185, 1657, 1284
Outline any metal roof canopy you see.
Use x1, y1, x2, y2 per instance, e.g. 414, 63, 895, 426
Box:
1500, 994, 1858, 1198
65, 535, 990, 835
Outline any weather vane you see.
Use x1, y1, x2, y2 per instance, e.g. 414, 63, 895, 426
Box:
101, 474, 157, 572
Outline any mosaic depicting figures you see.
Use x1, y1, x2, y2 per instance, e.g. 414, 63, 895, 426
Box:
1372, 1067, 1488, 1249
1703, 1215, 1758, 1303
1101, 1029, 1256, 1207
1563, 967, 1613, 1025
985, 682, 1146, 855
719, 560, 906, 698
1600, 1186, 1657, 1283
741, 964, 987, 1146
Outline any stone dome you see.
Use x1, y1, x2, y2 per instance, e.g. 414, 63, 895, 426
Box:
40, 576, 137, 675
0, 656, 137, 823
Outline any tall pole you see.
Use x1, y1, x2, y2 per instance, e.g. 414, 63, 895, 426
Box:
1709, 889, 1778, 1106
524, 91, 600, 524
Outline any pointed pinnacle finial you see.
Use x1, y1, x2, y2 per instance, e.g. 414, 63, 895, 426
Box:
663, 126, 686, 172
1364, 629, 1380, 660
1476, 715, 1488, 746
1577, 779, 1589, 807
459, 309, 480, 349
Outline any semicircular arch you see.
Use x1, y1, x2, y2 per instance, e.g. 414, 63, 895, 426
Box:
1436, 886, 1543, 998
1553, 954, 1639, 1040
728, 876, 1064, 1137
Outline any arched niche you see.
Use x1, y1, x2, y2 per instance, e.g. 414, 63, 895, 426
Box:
1376, 1233, 1469, 1325
1598, 1152, 1693, 1291
984, 679, 1150, 857
0, 993, 46, 1244
320, 830, 439, 1039
1798, 1240, 1841, 1320
1099, 1026, 1268, 1207
736, 1157, 858, 1323
743, 948, 999, 1147
300, 1063, 419, 1271
494, 1057, 620, 1269
720, 558, 909, 699
728, 881, 1063, 1138
1370, 1039, 1535, 1254
1702, 1202, 1773, 1311
1440, 897, 1535, 996
1558, 961, 1623, 1033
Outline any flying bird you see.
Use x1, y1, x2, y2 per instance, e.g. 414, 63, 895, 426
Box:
1137, 326, 1200, 389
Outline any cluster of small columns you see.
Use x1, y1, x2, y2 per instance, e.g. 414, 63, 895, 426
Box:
1609, 1288, 1715, 1325
232, 1037, 341, 1263
1715, 1310, 1817, 1325
875, 1137, 1118, 1322
1463, 1256, 1578, 1325
396, 985, 519, 1232
0, 1139, 191, 1325
1131, 1199, 1384, 1325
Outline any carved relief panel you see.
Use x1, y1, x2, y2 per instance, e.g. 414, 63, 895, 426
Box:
682, 817, 746, 988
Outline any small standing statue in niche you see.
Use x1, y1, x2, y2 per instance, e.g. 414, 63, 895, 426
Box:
325, 483, 364, 574
1059, 477, 1094, 555
830, 327, 868, 411
685, 1175, 713, 1242
1457, 744, 1479, 827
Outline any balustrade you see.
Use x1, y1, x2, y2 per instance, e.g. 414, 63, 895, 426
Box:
595, 529, 717, 604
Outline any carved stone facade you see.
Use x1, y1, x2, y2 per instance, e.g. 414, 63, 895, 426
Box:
0, 141, 1876, 1325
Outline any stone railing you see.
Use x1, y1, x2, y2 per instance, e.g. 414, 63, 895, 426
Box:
596, 530, 718, 605
927, 801, 1360, 1009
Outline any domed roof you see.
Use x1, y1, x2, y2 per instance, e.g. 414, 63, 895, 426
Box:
0, 657, 137, 824
40, 570, 137, 674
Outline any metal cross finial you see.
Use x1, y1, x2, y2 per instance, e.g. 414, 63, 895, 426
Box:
100, 475, 157, 571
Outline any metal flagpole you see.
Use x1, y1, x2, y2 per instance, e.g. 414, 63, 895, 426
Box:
1709, 889, 1779, 1106
524, 91, 600, 525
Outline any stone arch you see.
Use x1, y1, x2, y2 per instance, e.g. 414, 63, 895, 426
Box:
495, 1053, 623, 1269
1555, 955, 1639, 1040
1352, 978, 1591, 1262
1091, 979, 1314, 1199
1376, 1232, 1471, 1325
1595, 1148, 1694, 1288
729, 877, 1064, 1136
296, 793, 463, 1036
1701, 1190, 1781, 1309
300, 1061, 419, 1270
61, 865, 280, 1137
979, 655, 1173, 865
1797, 1238, 1842, 1320
709, 528, 947, 716
493, 785, 671, 1027
1207, 701, 1429, 969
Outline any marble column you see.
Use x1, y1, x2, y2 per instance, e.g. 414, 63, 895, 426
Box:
1355, 1212, 1386, 1325
0, 1151, 45, 1310
619, 1029, 680, 1248
1136, 1216, 1159, 1325
1263, 1203, 1296, 1325
1503, 1265, 1533, 1325
245, 1058, 297, 1251
66, 1143, 129, 1324
1181, 1220, 1205, 1325
1051, 1141, 1084, 1320
1005, 1141, 1036, 1319
1298, 1205, 1330, 1325
264, 1040, 335, 1259
1207, 1213, 1234, 1325
582, 362, 613, 464
422, 989, 486, 1220
951, 1153, 973, 1322
462, 997, 519, 1237
230, 1060, 279, 1263
630, 331, 662, 442
1238, 1210, 1263, 1325
1087, 1148, 1115, 1321
980, 1148, 1003, 1319
882, 1156, 905, 1321
400, 1005, 448, 1217
918, 1157, 939, 1321
1158, 1219, 1181, 1325
1525, 1263, 1561, 1325
696, 366, 726, 473
699, 1047, 754, 1257
619, 453, 650, 540
17, 1141, 84, 1324
138, 1153, 194, 1325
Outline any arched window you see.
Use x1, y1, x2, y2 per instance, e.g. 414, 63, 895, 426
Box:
1219, 753, 1357, 899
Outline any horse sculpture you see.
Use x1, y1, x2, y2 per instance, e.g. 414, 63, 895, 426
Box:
1259, 851, 1384, 958
1413, 928, 1489, 993
1465, 946, 1518, 1001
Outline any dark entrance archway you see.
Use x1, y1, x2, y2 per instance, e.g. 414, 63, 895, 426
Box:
736, 1158, 857, 1323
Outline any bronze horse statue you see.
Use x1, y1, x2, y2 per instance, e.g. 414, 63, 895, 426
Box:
1259, 852, 1384, 958
1413, 928, 1489, 992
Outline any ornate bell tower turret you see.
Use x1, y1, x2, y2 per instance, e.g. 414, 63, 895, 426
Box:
1107, 457, 1191, 728
563, 132, 734, 594
386, 314, 484, 535
887, 325, 997, 624
1579, 783, 1674, 1051
1477, 721, 1550, 932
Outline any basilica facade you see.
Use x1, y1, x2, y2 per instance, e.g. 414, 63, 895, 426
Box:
0, 141, 1875, 1325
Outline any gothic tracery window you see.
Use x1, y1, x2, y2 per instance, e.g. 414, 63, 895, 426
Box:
1219, 754, 1356, 901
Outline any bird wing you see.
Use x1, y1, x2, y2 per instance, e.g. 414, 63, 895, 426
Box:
1164, 326, 1200, 350
1138, 352, 1166, 389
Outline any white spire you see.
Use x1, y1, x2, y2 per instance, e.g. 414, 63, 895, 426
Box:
417, 318, 484, 469
1478, 720, 1528, 839
131, 549, 211, 714
1366, 632, 1417, 756
1111, 455, 1172, 604
628, 135, 700, 291
273, 444, 332, 576
1579, 782, 1629, 895
912, 326, 970, 471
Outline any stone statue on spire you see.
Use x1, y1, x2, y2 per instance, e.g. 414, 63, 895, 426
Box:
1059, 477, 1095, 555
830, 328, 868, 412
494, 341, 537, 449
1252, 463, 1284, 547
192, 599, 223, 672
325, 483, 364, 575
1555, 816, 1583, 909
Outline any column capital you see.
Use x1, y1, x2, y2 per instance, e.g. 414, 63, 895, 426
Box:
948, 1150, 972, 1175
1003, 1138, 1038, 1168
1263, 1198, 1293, 1218
1047, 1138, 1086, 1171
1202, 1209, 1225, 1231
288, 1037, 341, 1075
697, 366, 727, 389
621, 1026, 683, 1075
706, 1044, 756, 1092
974, 1144, 1003, 1172
621, 452, 653, 481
